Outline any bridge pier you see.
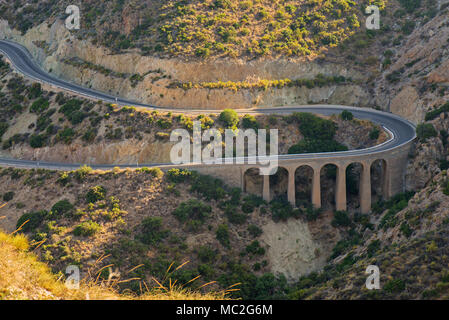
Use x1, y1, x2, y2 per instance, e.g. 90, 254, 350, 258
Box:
312, 168, 321, 209
263, 174, 271, 203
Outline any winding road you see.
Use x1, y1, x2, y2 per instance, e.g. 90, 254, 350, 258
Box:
0, 40, 417, 171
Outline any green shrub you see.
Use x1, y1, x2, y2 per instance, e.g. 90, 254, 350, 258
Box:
0, 122, 8, 139
300, 206, 322, 221
241, 114, 259, 130
229, 188, 241, 205
195, 47, 210, 57
86, 186, 107, 203
383, 279, 405, 293
224, 204, 248, 225
74, 165, 92, 182
248, 224, 263, 238
51, 199, 74, 217
28, 83, 42, 99
378, 195, 411, 230
219, 109, 239, 129
245, 240, 265, 255
198, 115, 214, 129
369, 128, 380, 140
82, 128, 97, 142
293, 112, 337, 140
172, 199, 212, 223
401, 20, 415, 35
73, 221, 101, 237
57, 127, 76, 144
400, 222, 413, 238
156, 118, 172, 129
138, 217, 170, 245
30, 97, 49, 114
330, 234, 361, 260
2, 191, 14, 202
216, 224, 230, 248
241, 201, 255, 214
29, 134, 45, 148
56, 172, 70, 186
425, 102, 449, 121
416, 123, 438, 141
398, 0, 421, 13
167, 168, 192, 183
440, 160, 449, 171
197, 246, 217, 263
332, 211, 352, 227
16, 210, 48, 233
366, 239, 381, 257
138, 167, 164, 178
288, 139, 348, 154
270, 198, 295, 222
243, 195, 265, 208
190, 174, 226, 201
340, 110, 353, 121
59, 99, 83, 122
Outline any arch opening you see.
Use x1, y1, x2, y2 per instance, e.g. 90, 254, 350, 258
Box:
320, 164, 337, 210
243, 168, 263, 197
269, 167, 289, 201
346, 162, 363, 211
295, 165, 313, 207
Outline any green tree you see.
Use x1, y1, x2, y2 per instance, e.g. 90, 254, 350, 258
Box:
219, 109, 239, 129
340, 110, 354, 121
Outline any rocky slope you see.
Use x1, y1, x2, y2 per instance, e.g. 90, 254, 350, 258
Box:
0, 57, 384, 166
0, 1, 445, 119
290, 169, 449, 299
0, 166, 340, 298
0, 17, 371, 109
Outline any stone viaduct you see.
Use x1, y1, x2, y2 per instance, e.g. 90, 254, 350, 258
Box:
180, 140, 413, 214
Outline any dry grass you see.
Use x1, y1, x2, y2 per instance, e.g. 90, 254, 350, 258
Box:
0, 231, 230, 300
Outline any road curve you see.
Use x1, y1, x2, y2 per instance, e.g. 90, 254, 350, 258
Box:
0, 40, 417, 171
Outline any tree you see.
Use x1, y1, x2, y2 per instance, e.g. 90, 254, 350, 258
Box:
219, 109, 239, 129
340, 110, 354, 121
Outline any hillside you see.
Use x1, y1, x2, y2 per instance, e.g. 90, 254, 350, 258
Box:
0, 1, 445, 111
0, 0, 366, 59
0, 165, 342, 299
287, 169, 449, 299
0, 231, 227, 299
0, 0, 440, 62
2, 162, 449, 300
1, 0, 449, 302
0, 55, 385, 165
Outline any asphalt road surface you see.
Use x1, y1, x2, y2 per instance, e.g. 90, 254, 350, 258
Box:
0, 40, 417, 171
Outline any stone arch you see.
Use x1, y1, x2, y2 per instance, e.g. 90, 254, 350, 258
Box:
269, 166, 289, 201
371, 159, 389, 202
243, 167, 263, 197
320, 163, 338, 210
294, 165, 314, 207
